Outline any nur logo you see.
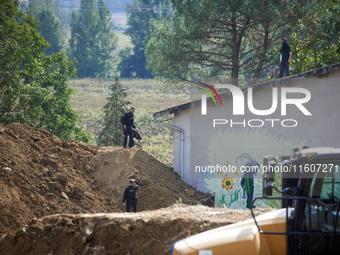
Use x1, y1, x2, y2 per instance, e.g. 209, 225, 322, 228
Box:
198, 83, 223, 115
199, 83, 311, 117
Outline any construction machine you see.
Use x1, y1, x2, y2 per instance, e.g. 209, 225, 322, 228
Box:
171, 147, 340, 255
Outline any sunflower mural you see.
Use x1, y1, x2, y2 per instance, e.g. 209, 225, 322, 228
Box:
202, 129, 306, 209
220, 177, 241, 208
222, 177, 233, 190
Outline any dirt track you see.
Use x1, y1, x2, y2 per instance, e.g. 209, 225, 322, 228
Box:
0, 205, 271, 255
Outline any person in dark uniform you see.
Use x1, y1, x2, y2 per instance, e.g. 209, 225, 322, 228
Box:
120, 107, 139, 148
279, 38, 292, 78
123, 179, 139, 212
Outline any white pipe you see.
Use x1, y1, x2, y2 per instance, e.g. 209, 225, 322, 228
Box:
153, 117, 185, 180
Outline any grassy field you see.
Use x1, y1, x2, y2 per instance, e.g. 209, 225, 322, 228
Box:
116, 31, 133, 51
69, 78, 190, 166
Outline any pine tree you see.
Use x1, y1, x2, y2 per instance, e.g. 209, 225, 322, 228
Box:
26, 0, 65, 55
97, 0, 119, 77
97, 79, 131, 146
69, 0, 118, 78
118, 0, 170, 78
146, 0, 322, 85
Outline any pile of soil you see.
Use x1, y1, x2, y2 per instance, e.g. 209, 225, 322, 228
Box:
0, 123, 209, 236
88, 147, 210, 212
0, 205, 271, 255
0, 123, 117, 235
0, 123, 274, 255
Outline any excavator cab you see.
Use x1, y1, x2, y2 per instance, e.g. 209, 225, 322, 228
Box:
257, 147, 340, 255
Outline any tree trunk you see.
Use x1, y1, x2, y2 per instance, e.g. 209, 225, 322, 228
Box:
231, 15, 239, 86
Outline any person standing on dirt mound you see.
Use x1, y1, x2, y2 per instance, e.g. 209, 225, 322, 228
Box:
123, 179, 139, 212
121, 107, 139, 148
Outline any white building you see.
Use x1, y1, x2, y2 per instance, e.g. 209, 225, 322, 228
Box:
153, 63, 340, 209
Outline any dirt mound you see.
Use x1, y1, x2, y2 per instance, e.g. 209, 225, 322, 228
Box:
0, 123, 117, 235
0, 205, 272, 255
0, 124, 209, 236
0, 123, 273, 255
88, 147, 209, 212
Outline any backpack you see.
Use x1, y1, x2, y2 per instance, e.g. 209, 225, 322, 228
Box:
134, 130, 142, 140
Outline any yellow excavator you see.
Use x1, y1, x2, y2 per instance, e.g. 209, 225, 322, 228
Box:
171, 147, 340, 255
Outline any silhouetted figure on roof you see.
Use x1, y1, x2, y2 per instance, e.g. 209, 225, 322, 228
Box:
279, 38, 292, 78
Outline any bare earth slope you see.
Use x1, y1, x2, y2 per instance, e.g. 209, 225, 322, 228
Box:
89, 147, 209, 212
0, 205, 271, 255
0, 124, 208, 235
0, 123, 117, 235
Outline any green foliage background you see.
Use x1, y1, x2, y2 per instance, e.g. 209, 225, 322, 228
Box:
0, 0, 90, 142
146, 0, 340, 85
68, 0, 118, 78
26, 0, 66, 56
97, 79, 130, 146
117, 0, 170, 79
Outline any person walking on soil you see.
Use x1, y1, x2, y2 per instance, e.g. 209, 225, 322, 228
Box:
279, 38, 292, 78
123, 179, 139, 212
121, 107, 139, 148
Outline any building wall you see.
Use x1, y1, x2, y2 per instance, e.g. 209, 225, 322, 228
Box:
173, 71, 340, 208
173, 111, 191, 182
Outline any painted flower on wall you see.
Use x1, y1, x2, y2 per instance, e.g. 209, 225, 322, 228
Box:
222, 177, 233, 190
204, 129, 305, 208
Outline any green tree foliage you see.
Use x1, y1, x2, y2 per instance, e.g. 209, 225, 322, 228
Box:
69, 0, 118, 78
288, 0, 340, 74
146, 0, 335, 85
118, 0, 170, 78
0, 0, 90, 142
145, 0, 288, 85
26, 0, 65, 55
97, 79, 131, 146
117, 47, 134, 78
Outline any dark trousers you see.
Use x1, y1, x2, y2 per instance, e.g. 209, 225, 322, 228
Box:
279, 61, 290, 78
126, 200, 137, 212
123, 125, 134, 148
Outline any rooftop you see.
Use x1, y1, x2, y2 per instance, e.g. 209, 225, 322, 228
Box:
153, 63, 340, 119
